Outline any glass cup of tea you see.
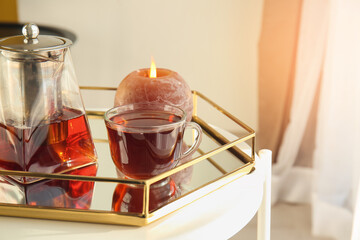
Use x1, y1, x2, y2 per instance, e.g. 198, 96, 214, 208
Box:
104, 103, 202, 180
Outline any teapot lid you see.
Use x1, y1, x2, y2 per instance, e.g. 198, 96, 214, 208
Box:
0, 23, 72, 52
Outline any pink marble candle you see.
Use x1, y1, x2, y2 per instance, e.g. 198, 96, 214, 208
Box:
114, 68, 193, 121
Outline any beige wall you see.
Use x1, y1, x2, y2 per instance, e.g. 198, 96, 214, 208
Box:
18, 0, 263, 133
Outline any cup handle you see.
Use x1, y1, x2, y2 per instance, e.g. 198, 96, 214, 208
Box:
181, 122, 203, 159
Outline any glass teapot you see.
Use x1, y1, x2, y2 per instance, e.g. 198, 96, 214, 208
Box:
0, 23, 97, 184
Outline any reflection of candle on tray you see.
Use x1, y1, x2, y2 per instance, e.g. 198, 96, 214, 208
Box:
114, 58, 193, 121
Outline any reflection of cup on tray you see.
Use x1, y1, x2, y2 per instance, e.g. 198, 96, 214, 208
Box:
112, 177, 177, 213
104, 103, 202, 180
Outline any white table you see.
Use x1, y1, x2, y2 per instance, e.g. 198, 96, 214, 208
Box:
0, 129, 270, 240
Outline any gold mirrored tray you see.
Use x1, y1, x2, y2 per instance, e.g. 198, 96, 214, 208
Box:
0, 88, 255, 226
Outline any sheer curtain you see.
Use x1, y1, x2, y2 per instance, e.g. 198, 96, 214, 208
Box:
313, 0, 360, 239
258, 0, 360, 239
271, 0, 329, 204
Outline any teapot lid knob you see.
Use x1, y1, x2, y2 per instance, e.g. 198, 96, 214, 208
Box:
22, 23, 40, 39
0, 23, 72, 51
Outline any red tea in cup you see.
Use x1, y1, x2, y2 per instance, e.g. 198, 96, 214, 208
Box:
105, 103, 202, 180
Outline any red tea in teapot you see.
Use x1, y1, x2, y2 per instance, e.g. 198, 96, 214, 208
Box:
0, 107, 97, 184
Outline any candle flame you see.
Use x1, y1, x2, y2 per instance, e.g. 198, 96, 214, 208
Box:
149, 57, 157, 78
